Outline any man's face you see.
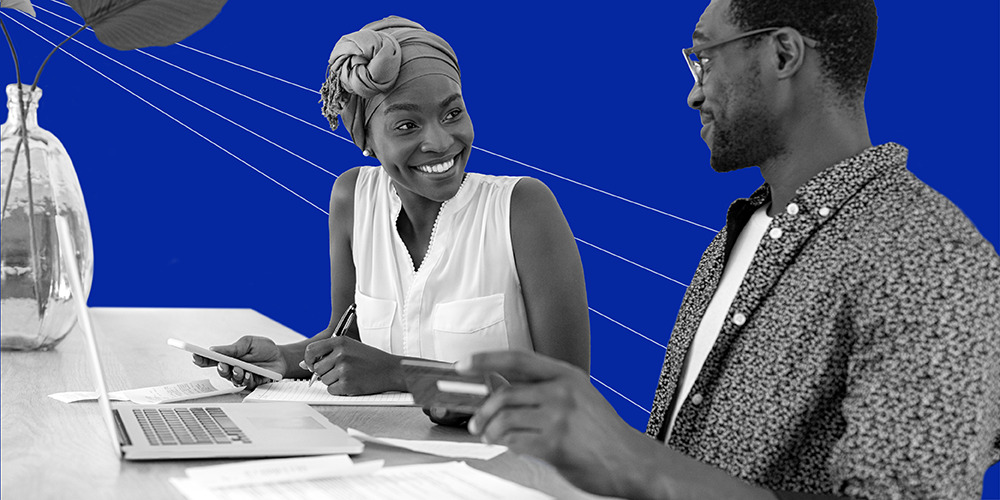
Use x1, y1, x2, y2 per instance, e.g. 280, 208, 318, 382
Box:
688, 0, 784, 172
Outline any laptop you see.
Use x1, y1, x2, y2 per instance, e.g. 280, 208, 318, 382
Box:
56, 217, 364, 460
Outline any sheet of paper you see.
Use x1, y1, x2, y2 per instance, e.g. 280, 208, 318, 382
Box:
347, 428, 507, 460
184, 454, 383, 487
48, 391, 128, 403
47, 378, 241, 404
170, 461, 551, 500
244, 379, 415, 406
120, 378, 242, 404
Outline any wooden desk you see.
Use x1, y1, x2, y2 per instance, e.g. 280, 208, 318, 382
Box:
1, 307, 608, 499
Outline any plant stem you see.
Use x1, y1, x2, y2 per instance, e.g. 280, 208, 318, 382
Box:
20, 119, 43, 315
1, 136, 23, 217
31, 24, 86, 91
1, 17, 21, 86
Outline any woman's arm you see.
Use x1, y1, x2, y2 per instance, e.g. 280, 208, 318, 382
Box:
509, 177, 590, 372
297, 167, 412, 395
276, 167, 362, 377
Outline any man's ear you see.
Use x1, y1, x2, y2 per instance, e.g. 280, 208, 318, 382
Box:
771, 27, 808, 79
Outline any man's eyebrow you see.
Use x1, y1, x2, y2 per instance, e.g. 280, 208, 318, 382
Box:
384, 102, 419, 115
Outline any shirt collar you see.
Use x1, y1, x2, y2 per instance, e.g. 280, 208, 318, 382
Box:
737, 142, 909, 217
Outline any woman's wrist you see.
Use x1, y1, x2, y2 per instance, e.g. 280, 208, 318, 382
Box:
280, 343, 309, 379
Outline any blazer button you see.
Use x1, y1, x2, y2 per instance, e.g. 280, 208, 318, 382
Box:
769, 227, 783, 239
690, 393, 704, 405
786, 203, 799, 215
732, 313, 747, 326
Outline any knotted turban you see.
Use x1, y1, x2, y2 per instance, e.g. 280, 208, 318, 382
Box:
319, 16, 461, 152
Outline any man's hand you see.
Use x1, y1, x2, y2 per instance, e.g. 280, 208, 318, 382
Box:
457, 350, 650, 498
303, 336, 404, 395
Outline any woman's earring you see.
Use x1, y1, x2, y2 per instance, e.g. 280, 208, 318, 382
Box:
362, 149, 372, 157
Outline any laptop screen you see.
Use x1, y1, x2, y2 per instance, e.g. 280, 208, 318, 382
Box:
56, 216, 122, 458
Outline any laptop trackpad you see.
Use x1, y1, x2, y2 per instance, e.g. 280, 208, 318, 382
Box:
247, 416, 325, 430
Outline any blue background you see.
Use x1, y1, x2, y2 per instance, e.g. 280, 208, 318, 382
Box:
2, 1, 997, 496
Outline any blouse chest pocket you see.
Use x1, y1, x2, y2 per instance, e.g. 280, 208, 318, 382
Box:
354, 291, 395, 354
432, 293, 509, 363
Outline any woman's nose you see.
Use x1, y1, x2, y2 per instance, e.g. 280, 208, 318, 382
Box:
420, 122, 452, 153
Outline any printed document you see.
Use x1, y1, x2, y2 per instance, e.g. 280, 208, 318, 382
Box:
171, 461, 551, 500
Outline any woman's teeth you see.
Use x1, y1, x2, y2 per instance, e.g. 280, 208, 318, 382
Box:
415, 158, 454, 174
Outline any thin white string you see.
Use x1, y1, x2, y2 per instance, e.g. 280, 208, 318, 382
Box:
34, 3, 355, 148
576, 237, 688, 287
473, 146, 718, 232
14, 5, 665, 412
29, 4, 340, 178
589, 307, 667, 350
32, 2, 693, 288
1, 12, 329, 215
49, 0, 719, 234
591, 375, 651, 414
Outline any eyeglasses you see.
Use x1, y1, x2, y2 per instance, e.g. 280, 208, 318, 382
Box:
682, 27, 820, 86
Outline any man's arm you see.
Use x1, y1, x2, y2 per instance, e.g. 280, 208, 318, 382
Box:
459, 351, 779, 500
826, 237, 1000, 499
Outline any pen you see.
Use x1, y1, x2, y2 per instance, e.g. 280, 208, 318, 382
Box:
307, 303, 356, 388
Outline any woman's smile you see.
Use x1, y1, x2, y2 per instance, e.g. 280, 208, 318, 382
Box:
413, 156, 456, 175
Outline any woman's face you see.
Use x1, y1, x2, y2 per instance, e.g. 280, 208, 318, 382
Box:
366, 74, 474, 203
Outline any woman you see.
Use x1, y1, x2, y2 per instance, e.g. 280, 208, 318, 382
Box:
195, 16, 589, 397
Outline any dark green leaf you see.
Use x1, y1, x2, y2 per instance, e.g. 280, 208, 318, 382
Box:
0, 0, 36, 17
65, 0, 226, 51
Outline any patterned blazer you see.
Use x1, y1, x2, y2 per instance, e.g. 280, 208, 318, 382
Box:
646, 143, 1000, 499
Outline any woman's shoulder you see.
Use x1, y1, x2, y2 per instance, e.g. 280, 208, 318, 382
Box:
329, 166, 386, 217
465, 172, 552, 199
509, 176, 556, 209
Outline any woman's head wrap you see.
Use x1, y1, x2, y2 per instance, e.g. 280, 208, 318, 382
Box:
320, 16, 461, 152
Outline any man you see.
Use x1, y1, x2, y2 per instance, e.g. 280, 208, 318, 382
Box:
454, 0, 1000, 498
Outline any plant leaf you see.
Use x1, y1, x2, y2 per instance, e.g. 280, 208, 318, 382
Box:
0, 0, 37, 17
65, 0, 226, 51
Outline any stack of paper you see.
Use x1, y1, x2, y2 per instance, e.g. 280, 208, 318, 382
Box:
171, 457, 552, 500
244, 379, 415, 405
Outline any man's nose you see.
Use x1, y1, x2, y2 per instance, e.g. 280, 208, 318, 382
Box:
687, 83, 705, 110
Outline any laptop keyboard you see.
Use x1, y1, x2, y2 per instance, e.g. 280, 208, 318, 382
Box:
133, 407, 252, 446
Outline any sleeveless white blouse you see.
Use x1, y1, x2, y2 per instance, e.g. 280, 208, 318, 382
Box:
351, 166, 533, 362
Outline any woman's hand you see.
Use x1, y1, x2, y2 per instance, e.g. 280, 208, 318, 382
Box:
422, 407, 472, 427
191, 335, 287, 390
303, 337, 404, 395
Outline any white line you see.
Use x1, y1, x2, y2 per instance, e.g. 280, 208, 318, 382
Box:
43, 0, 718, 234
591, 375, 650, 414
474, 146, 719, 232
35, 4, 354, 148
589, 307, 667, 350
2, 12, 328, 215
174, 42, 318, 94
36, 2, 718, 251
136, 47, 355, 145
36, 3, 353, 147
29, 5, 343, 178
576, 237, 688, 287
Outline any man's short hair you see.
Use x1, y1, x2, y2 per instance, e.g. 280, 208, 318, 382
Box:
727, 0, 878, 102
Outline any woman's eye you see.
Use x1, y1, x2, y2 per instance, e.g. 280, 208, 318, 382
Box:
395, 121, 417, 131
444, 109, 463, 121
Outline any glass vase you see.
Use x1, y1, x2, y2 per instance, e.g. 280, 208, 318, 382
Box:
1, 83, 94, 351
